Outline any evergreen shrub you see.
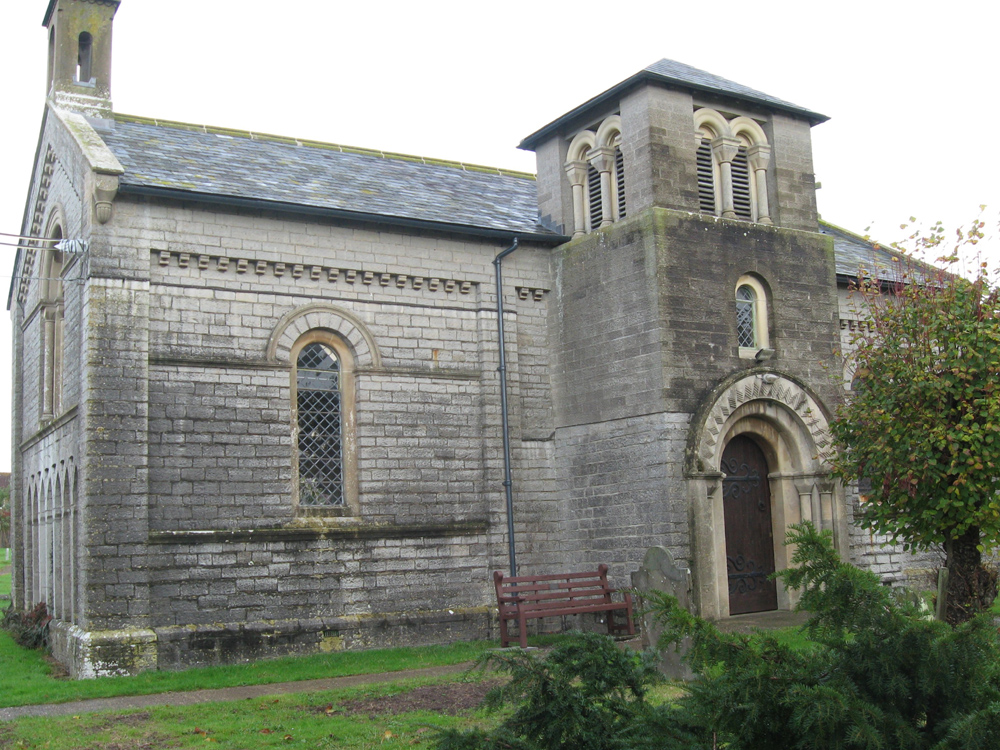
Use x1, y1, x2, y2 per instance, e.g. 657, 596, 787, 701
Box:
437, 524, 1000, 749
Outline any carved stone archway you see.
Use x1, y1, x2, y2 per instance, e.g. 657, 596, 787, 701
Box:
684, 371, 847, 620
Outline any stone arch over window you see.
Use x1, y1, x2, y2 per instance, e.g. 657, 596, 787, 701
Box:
267, 303, 379, 369
735, 274, 770, 357
684, 372, 846, 620
287, 329, 360, 517
693, 109, 771, 225
565, 115, 628, 236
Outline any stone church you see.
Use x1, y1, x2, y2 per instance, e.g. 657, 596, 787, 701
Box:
11, 0, 912, 677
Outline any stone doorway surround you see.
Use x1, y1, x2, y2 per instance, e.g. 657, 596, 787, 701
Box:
684, 371, 848, 621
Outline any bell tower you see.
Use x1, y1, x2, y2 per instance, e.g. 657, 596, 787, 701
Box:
43, 0, 120, 118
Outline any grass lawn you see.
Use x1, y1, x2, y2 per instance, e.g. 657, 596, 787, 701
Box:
0, 673, 499, 749
0, 630, 497, 709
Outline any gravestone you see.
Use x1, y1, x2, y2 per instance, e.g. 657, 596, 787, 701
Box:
631, 546, 694, 680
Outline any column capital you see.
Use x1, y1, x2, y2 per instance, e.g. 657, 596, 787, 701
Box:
564, 160, 589, 186
586, 146, 616, 173
711, 136, 741, 164
747, 144, 771, 171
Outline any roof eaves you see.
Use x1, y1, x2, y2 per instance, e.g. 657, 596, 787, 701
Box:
519, 68, 828, 151
117, 184, 570, 245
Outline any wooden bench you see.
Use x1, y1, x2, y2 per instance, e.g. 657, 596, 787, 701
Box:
493, 565, 636, 648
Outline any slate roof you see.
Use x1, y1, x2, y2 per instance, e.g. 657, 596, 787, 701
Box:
819, 221, 937, 283
642, 59, 826, 123
520, 58, 827, 151
100, 115, 560, 241
95, 115, 897, 284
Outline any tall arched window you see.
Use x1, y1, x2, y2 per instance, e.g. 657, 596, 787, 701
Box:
41, 224, 65, 421
736, 285, 757, 348
296, 342, 343, 506
292, 333, 358, 514
735, 275, 770, 357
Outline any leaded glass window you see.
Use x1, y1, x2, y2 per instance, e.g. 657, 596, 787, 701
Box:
296, 342, 343, 506
736, 286, 756, 348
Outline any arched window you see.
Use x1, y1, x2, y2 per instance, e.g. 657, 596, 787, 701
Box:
291, 333, 357, 514
77, 32, 93, 84
735, 275, 770, 357
736, 285, 757, 348
41, 224, 65, 421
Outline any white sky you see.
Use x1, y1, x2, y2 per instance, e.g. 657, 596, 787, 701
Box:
0, 0, 998, 472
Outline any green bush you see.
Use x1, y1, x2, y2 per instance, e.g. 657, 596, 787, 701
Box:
2, 602, 51, 651
433, 631, 698, 750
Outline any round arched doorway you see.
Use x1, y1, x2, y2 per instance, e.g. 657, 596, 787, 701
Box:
721, 435, 777, 614
685, 371, 846, 620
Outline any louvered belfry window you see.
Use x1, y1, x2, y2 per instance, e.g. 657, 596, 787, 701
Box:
587, 164, 602, 230
615, 146, 627, 219
736, 286, 757, 348
296, 342, 344, 506
732, 145, 753, 220
697, 139, 716, 214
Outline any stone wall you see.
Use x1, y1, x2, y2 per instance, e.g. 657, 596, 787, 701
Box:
76, 194, 562, 668
551, 207, 842, 591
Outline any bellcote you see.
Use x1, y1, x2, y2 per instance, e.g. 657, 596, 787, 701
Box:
521, 59, 828, 235
43, 0, 120, 119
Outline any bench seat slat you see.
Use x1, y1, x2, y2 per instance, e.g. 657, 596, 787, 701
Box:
493, 566, 636, 648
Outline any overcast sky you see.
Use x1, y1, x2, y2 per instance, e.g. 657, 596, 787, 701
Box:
0, 0, 997, 472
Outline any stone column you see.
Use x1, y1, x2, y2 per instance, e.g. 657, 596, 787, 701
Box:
688, 471, 725, 620
564, 161, 588, 237
587, 147, 616, 228
748, 145, 772, 225
712, 137, 741, 219
795, 481, 815, 526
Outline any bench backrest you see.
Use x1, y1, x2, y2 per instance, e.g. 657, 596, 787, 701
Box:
493, 565, 614, 609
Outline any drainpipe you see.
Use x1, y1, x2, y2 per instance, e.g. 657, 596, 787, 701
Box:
494, 238, 519, 577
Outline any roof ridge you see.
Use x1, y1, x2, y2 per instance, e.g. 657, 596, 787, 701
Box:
113, 113, 536, 181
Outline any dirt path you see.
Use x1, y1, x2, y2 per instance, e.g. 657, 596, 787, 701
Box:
0, 662, 474, 722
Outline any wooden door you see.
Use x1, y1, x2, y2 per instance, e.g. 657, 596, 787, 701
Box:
722, 435, 778, 614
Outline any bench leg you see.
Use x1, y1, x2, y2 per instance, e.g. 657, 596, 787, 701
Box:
498, 615, 510, 648
518, 612, 528, 649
